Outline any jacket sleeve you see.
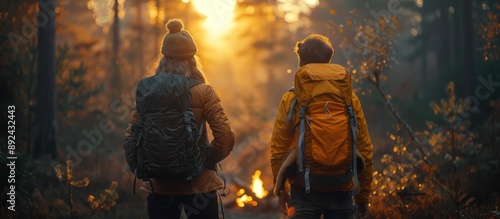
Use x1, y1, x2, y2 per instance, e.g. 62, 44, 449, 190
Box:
270, 93, 294, 184
124, 109, 139, 171
203, 85, 235, 164
352, 94, 374, 204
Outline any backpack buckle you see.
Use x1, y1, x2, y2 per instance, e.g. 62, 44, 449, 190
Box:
183, 112, 194, 141
299, 105, 306, 118
347, 105, 355, 118
183, 112, 191, 123
347, 106, 359, 130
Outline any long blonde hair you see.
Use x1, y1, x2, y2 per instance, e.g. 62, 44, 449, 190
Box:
154, 55, 207, 83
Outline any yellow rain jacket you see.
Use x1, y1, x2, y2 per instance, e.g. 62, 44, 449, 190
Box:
270, 64, 373, 204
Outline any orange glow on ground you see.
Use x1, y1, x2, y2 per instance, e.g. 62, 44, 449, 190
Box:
234, 170, 268, 207
235, 189, 258, 207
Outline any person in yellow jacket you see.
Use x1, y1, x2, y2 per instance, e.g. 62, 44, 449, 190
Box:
270, 34, 373, 219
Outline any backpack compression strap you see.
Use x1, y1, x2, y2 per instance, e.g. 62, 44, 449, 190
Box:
288, 99, 311, 193
183, 79, 203, 142
297, 105, 311, 193
347, 105, 359, 194
287, 90, 311, 193
197, 120, 205, 142
286, 94, 303, 171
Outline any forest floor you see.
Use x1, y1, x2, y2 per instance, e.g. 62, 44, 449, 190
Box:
224, 210, 284, 219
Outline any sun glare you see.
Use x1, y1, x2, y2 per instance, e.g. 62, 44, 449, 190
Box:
190, 0, 236, 35
277, 0, 319, 23
87, 0, 126, 27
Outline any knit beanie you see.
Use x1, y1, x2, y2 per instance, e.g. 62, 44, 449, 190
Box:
161, 19, 198, 59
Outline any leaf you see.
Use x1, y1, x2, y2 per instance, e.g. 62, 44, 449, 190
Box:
66, 160, 73, 181
429, 102, 441, 115
70, 177, 90, 188
87, 195, 95, 202
54, 165, 64, 181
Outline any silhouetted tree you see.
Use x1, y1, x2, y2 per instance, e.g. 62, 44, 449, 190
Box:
34, 0, 57, 158
462, 0, 474, 96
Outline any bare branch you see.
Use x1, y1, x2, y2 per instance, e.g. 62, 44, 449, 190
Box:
368, 71, 433, 167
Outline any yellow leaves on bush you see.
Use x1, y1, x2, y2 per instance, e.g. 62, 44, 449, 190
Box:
392, 146, 407, 154
87, 195, 95, 202
390, 134, 396, 141
70, 177, 90, 188
430, 82, 470, 120
430, 102, 441, 115
53, 160, 89, 188
55, 165, 64, 182
66, 160, 73, 181
390, 16, 398, 24
87, 181, 119, 212
481, 10, 500, 61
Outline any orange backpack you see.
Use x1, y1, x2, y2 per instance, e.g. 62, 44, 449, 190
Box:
288, 63, 358, 193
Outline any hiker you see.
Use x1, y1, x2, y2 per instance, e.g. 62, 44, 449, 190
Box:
124, 19, 235, 219
270, 34, 373, 219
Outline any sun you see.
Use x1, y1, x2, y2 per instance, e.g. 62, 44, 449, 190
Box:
190, 0, 236, 35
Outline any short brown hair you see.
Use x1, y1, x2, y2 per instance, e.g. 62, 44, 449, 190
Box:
294, 34, 334, 65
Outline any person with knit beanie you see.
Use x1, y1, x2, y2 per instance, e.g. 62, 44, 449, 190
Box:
161, 19, 198, 59
124, 19, 235, 219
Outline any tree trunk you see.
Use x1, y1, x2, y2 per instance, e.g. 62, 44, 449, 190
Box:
136, 0, 144, 74
34, 0, 57, 159
155, 0, 160, 53
111, 0, 120, 90
420, 1, 431, 94
462, 0, 474, 96
112, 0, 119, 62
438, 0, 451, 73
452, 1, 461, 71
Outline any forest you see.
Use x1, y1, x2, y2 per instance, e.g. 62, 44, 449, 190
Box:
1, 0, 499, 218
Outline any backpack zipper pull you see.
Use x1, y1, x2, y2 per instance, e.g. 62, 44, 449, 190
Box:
324, 101, 331, 118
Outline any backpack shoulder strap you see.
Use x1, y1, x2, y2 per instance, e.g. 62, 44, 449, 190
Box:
287, 88, 301, 135
288, 98, 298, 121
287, 87, 297, 122
285, 87, 310, 192
196, 119, 206, 142
189, 79, 202, 88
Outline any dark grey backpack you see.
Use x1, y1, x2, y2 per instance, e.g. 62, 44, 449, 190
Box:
127, 74, 207, 181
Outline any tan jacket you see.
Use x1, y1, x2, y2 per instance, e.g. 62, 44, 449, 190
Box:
125, 83, 235, 195
270, 65, 373, 204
